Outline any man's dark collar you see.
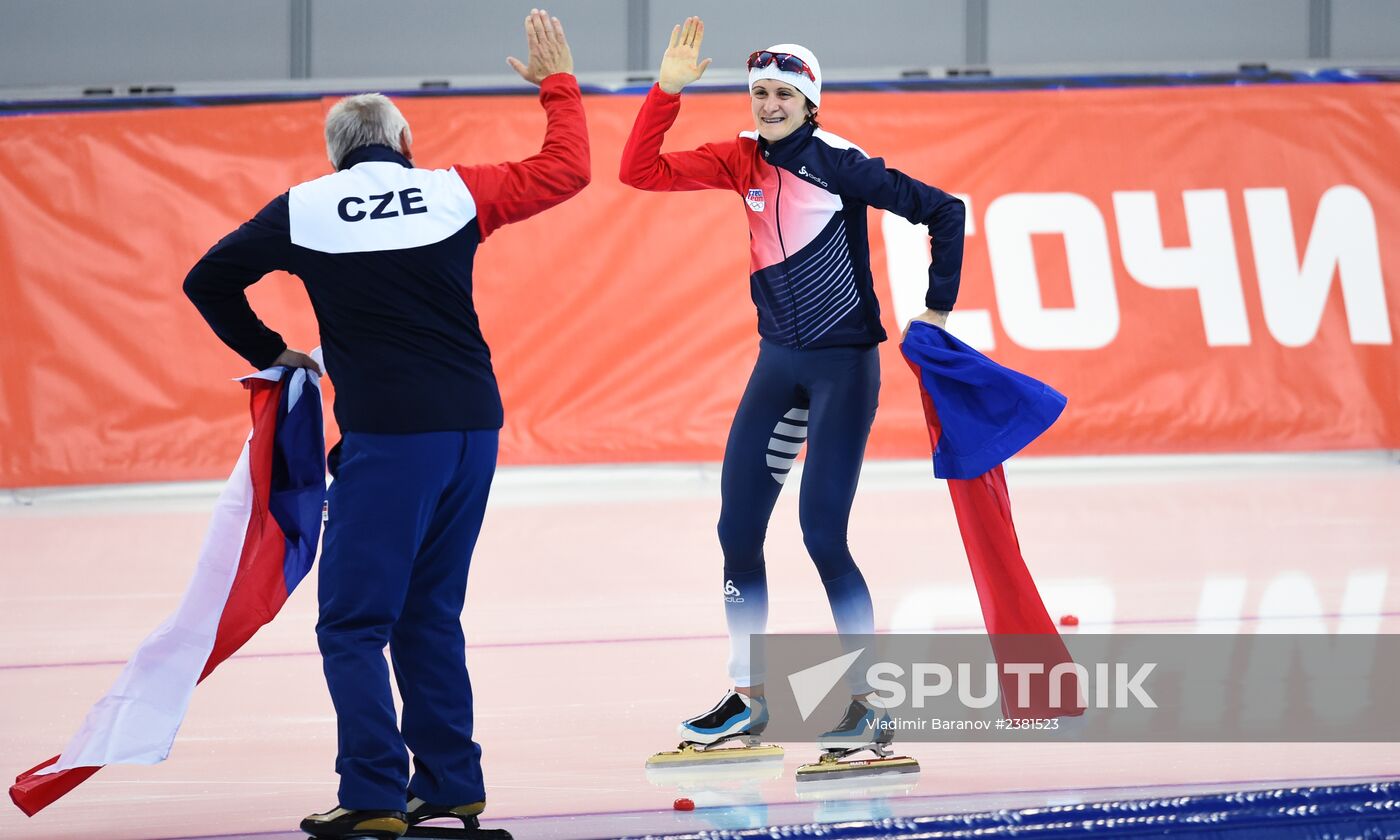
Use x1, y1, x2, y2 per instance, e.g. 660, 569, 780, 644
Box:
337, 144, 413, 171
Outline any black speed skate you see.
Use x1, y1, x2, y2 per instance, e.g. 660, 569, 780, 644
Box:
403, 797, 513, 839
795, 697, 919, 784
647, 689, 784, 768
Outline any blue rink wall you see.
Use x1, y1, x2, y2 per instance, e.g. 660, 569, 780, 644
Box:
632, 781, 1400, 840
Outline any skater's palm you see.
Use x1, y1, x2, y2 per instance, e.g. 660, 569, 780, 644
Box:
659, 16, 712, 94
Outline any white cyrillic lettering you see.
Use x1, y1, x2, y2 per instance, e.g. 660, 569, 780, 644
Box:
1114, 190, 1250, 346
1244, 186, 1391, 346
985, 193, 1119, 350
880, 196, 994, 350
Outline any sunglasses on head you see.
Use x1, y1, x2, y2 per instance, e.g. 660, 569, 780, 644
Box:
746, 51, 816, 82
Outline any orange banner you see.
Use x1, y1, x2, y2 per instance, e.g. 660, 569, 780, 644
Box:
1, 84, 1397, 487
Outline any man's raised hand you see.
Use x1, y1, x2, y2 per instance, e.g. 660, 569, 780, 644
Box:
507, 8, 574, 85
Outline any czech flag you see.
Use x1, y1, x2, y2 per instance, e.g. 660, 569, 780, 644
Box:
901, 322, 1082, 720
10, 361, 326, 816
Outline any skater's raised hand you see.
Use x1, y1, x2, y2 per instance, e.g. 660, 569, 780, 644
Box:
658, 16, 712, 94
507, 8, 574, 85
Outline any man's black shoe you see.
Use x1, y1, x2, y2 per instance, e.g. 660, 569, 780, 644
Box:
301, 806, 407, 839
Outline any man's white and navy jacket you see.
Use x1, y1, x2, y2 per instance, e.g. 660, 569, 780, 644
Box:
185, 74, 590, 434
620, 84, 964, 349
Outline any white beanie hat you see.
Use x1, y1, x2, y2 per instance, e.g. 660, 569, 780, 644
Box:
747, 43, 822, 107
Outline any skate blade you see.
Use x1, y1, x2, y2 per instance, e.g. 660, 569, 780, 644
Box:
646, 743, 784, 769
795, 774, 919, 801
795, 755, 920, 783
646, 755, 785, 787
403, 825, 513, 839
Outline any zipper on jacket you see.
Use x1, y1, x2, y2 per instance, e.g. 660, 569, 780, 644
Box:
774, 168, 801, 347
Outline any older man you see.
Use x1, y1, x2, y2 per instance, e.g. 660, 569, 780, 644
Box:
183, 10, 588, 839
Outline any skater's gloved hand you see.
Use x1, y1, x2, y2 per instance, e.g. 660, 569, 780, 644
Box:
272, 348, 322, 377
902, 309, 949, 340
507, 8, 575, 84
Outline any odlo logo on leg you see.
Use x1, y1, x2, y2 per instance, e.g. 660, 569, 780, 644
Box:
724, 580, 745, 603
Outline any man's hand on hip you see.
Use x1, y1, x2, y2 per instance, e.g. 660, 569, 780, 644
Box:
507, 8, 574, 85
273, 348, 322, 377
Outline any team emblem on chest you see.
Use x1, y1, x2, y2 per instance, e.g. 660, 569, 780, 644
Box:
745, 188, 766, 212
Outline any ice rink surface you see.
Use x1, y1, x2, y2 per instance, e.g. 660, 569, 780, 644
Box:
2, 453, 1397, 839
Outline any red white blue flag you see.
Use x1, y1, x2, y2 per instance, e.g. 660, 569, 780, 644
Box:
10, 362, 326, 816
901, 323, 1081, 720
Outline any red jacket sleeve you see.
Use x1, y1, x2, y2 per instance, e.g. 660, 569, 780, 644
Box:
454, 73, 591, 240
619, 84, 740, 192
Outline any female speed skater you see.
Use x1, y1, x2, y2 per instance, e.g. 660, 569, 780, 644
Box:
621, 17, 966, 769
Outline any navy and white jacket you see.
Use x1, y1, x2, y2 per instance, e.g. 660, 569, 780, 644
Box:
185, 74, 590, 434
620, 84, 964, 349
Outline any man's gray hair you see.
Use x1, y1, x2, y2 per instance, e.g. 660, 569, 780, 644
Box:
324, 93, 412, 169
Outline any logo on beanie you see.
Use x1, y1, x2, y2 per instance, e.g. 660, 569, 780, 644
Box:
745, 189, 766, 212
